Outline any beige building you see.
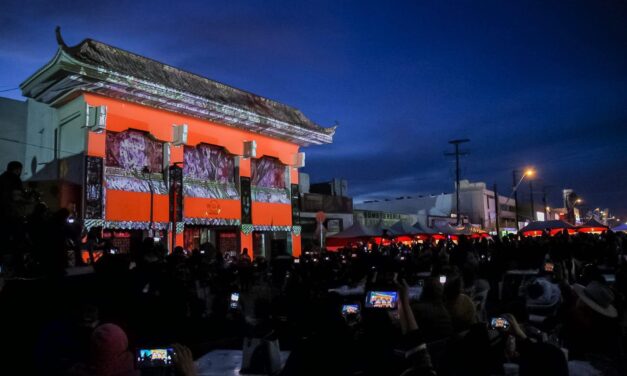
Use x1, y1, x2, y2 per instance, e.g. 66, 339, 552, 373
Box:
355, 180, 517, 234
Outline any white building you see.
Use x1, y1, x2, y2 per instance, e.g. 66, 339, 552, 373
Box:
0, 98, 27, 175
355, 180, 517, 234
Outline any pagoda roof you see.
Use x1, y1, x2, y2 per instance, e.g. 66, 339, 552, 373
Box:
20, 28, 335, 146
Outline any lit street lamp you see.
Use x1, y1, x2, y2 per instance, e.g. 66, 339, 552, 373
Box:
572, 198, 584, 224
527, 170, 536, 221
510, 168, 534, 230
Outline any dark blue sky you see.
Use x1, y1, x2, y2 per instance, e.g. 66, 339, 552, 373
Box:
1, 0, 626, 217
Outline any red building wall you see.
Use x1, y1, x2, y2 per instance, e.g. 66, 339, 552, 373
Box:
83, 93, 300, 253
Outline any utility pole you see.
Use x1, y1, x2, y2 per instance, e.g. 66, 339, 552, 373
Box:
493, 183, 500, 238
445, 139, 470, 225
513, 170, 520, 231
529, 179, 535, 221
542, 186, 548, 220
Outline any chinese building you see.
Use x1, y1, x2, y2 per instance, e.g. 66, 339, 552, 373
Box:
19, 29, 335, 257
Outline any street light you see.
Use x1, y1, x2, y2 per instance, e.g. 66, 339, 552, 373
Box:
510, 168, 535, 230
527, 170, 536, 222
512, 169, 534, 194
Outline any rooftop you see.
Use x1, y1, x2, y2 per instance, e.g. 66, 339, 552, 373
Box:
20, 28, 335, 146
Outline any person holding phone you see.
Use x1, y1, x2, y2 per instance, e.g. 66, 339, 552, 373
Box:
238, 248, 253, 292
67, 323, 139, 376
443, 273, 477, 332
396, 279, 437, 376
409, 277, 453, 342
67, 323, 198, 376
497, 313, 569, 376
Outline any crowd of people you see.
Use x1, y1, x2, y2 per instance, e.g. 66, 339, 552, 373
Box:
1, 160, 627, 375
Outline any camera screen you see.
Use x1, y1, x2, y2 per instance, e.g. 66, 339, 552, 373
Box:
490, 317, 510, 330
136, 348, 174, 368
341, 304, 360, 316
230, 292, 240, 309
544, 263, 554, 272
439, 275, 447, 284
365, 291, 398, 309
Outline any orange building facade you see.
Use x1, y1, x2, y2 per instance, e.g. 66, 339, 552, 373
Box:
20, 30, 335, 257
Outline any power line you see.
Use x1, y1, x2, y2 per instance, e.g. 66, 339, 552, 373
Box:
0, 87, 19, 92
0, 135, 76, 155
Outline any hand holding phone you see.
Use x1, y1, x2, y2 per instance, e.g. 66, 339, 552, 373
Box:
172, 344, 195, 376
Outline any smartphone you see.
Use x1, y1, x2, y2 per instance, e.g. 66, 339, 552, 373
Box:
544, 262, 554, 273
294, 258, 300, 264
341, 304, 360, 317
490, 317, 510, 330
230, 292, 240, 309
135, 348, 174, 368
439, 275, 447, 284
364, 291, 399, 309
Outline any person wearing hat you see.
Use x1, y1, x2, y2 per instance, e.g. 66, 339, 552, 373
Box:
67, 323, 139, 376
573, 281, 618, 319
68, 323, 197, 376
525, 275, 562, 319
561, 281, 624, 373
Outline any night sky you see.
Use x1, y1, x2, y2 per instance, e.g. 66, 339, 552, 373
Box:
1, 1, 626, 217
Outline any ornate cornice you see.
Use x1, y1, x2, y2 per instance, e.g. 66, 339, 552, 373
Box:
21, 48, 335, 146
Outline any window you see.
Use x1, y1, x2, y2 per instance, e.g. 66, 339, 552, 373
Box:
251, 157, 286, 189
184, 144, 235, 183
106, 129, 163, 172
